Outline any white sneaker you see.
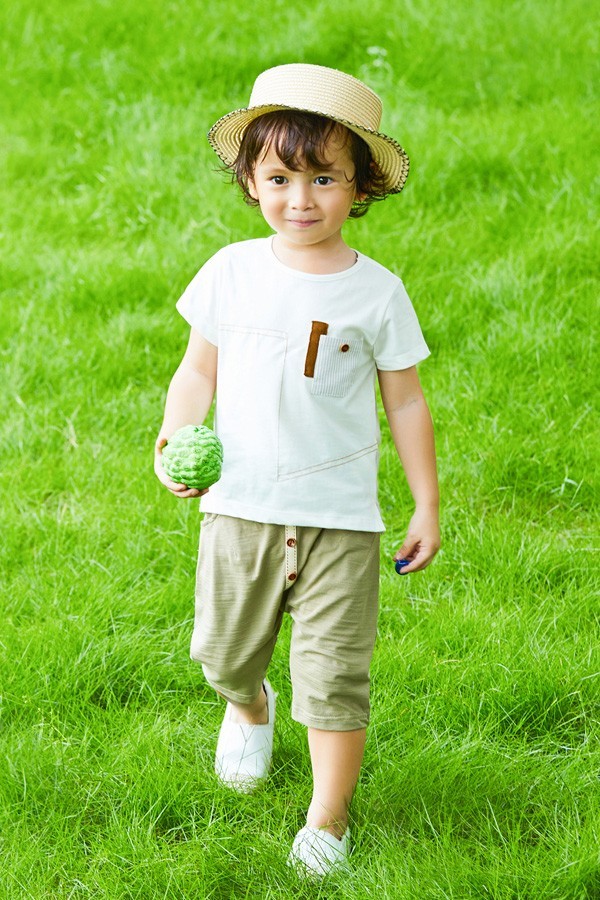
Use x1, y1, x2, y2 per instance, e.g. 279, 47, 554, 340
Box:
214, 680, 276, 792
288, 825, 351, 877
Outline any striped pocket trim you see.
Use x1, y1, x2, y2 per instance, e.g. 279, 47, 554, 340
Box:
311, 336, 363, 397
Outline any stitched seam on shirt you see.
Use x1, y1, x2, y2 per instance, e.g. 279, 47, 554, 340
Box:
277, 443, 378, 481
219, 324, 287, 339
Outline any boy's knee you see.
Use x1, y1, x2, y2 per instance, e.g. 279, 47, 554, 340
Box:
190, 651, 264, 706
290, 659, 371, 731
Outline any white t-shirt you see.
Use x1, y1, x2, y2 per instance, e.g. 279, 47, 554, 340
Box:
176, 237, 429, 532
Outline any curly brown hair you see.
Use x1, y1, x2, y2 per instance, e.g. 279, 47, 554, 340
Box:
231, 110, 389, 218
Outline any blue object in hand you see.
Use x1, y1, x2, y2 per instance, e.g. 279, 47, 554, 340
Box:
395, 559, 411, 574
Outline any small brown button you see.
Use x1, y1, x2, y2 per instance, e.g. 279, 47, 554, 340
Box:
340, 343, 350, 352
286, 538, 296, 547
288, 572, 297, 581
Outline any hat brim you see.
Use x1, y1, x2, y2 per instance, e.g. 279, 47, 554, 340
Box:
208, 104, 409, 194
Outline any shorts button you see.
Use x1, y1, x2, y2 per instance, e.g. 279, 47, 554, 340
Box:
288, 572, 297, 581
340, 343, 350, 352
286, 538, 296, 547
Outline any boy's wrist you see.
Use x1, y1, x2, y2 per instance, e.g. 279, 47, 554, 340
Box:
413, 498, 440, 515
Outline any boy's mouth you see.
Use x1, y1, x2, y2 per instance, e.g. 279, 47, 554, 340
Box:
288, 219, 319, 228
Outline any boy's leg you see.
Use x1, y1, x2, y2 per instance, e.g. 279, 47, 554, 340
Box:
285, 527, 380, 838
191, 514, 288, 706
226, 684, 268, 724
307, 727, 367, 838
192, 515, 293, 789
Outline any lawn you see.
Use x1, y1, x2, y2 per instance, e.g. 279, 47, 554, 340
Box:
0, 0, 598, 897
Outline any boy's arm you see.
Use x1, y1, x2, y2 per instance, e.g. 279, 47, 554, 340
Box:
377, 366, 440, 574
154, 328, 218, 499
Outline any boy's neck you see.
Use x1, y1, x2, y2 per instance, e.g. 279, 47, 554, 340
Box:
271, 234, 358, 275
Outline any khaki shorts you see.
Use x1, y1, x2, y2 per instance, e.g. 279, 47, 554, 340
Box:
190, 514, 380, 731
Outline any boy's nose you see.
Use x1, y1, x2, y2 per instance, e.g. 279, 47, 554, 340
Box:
290, 185, 314, 210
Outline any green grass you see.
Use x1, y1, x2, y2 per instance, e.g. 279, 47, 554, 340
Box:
1, 0, 598, 896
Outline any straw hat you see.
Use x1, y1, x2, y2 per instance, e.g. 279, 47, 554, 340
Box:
208, 63, 409, 193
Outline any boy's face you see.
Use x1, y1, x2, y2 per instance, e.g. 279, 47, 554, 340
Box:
248, 130, 361, 255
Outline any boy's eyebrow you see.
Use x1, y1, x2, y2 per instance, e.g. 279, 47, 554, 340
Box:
310, 166, 346, 176
260, 163, 348, 177
260, 164, 293, 173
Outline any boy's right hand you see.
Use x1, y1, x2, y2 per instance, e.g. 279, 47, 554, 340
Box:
154, 436, 208, 499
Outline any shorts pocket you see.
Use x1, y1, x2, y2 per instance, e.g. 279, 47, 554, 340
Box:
311, 335, 363, 398
200, 512, 218, 530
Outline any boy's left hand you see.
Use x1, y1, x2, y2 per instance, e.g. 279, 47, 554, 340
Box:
394, 508, 440, 574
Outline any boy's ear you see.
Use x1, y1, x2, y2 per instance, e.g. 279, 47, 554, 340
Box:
248, 178, 258, 200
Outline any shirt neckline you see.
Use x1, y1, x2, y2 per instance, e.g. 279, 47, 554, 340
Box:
267, 236, 365, 281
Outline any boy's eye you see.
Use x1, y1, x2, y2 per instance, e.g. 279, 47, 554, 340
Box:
315, 176, 333, 186
270, 176, 287, 185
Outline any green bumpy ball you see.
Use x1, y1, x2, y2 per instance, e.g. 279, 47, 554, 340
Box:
162, 425, 223, 491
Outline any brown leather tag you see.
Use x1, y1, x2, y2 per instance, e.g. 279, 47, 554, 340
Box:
304, 321, 329, 377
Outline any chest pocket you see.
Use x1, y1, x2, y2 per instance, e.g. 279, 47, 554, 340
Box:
311, 335, 363, 398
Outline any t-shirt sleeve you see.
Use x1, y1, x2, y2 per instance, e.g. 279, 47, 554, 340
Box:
373, 281, 430, 370
175, 251, 223, 345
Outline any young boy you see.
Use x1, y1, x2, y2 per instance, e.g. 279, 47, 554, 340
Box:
154, 63, 440, 877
